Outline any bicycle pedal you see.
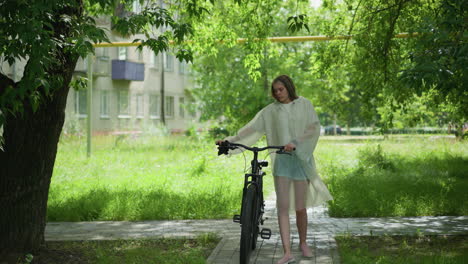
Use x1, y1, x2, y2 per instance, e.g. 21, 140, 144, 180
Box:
260, 228, 272, 239
233, 214, 241, 223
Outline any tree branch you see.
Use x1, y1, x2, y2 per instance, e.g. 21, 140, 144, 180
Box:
345, 0, 363, 51
382, 0, 406, 81
369, 0, 412, 15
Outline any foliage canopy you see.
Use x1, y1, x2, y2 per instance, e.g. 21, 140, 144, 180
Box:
188, 0, 467, 135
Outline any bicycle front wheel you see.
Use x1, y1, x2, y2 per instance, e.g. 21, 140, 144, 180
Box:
240, 184, 257, 264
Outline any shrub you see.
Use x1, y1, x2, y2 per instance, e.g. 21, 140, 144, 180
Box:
357, 144, 395, 171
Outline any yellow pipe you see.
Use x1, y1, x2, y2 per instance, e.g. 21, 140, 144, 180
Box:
94, 42, 142, 47
237, 35, 352, 43
93, 33, 418, 47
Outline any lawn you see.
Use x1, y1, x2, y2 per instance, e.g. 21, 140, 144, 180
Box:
336, 234, 468, 264
48, 133, 468, 221
23, 234, 219, 264
317, 135, 468, 217
48, 133, 275, 221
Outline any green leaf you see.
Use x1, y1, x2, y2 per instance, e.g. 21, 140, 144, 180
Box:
40, 78, 51, 95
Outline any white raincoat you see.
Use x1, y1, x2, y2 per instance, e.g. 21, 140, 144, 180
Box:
225, 96, 333, 211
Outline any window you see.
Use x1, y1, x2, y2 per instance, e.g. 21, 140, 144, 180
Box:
137, 48, 143, 62
75, 89, 87, 117
96, 47, 109, 57
165, 96, 174, 118
149, 94, 160, 118
150, 51, 160, 69
189, 99, 197, 118
179, 61, 188, 75
132, 0, 142, 13
118, 47, 127, 60
164, 52, 173, 72
179, 97, 185, 118
95, 48, 110, 76
100, 90, 109, 118
118, 90, 130, 117
136, 94, 144, 118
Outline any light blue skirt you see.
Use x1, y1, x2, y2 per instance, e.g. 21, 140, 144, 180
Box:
274, 153, 309, 181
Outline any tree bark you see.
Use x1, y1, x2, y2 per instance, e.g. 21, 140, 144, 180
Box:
0, 8, 80, 258
0, 67, 76, 258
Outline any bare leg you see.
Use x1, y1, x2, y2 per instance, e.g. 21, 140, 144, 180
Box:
275, 176, 294, 264
277, 209, 292, 263
294, 180, 313, 257
296, 208, 312, 257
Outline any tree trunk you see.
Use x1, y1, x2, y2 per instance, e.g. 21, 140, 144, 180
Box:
262, 46, 268, 94
160, 52, 166, 125
333, 113, 337, 135
0, 0, 86, 260
0, 52, 77, 259
455, 122, 465, 140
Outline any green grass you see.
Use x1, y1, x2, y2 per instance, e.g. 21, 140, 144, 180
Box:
31, 234, 219, 264
317, 135, 468, 217
336, 234, 468, 264
49, 133, 468, 221
48, 134, 275, 221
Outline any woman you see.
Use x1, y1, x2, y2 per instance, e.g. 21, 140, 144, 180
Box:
218, 75, 333, 264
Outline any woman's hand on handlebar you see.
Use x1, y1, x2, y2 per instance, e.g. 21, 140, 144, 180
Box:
215, 140, 226, 145
216, 140, 230, 155
284, 142, 296, 152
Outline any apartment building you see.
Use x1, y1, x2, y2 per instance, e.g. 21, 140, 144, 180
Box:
1, 2, 199, 135
66, 15, 197, 134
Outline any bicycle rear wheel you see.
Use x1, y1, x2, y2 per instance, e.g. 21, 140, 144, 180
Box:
240, 184, 257, 264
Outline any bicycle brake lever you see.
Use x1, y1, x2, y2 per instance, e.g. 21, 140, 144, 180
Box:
276, 150, 292, 155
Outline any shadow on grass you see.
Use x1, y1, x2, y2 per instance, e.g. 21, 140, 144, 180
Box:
47, 187, 241, 222
33, 236, 219, 264
327, 153, 468, 217
336, 235, 468, 264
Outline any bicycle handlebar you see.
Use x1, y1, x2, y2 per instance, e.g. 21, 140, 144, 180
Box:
216, 141, 290, 156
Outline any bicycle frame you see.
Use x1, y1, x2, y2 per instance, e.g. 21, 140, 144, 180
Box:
217, 141, 286, 263
241, 149, 266, 223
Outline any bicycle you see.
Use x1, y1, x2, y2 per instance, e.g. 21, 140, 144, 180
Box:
217, 141, 290, 264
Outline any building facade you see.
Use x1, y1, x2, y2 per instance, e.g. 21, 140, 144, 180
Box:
65, 16, 198, 134
1, 2, 198, 135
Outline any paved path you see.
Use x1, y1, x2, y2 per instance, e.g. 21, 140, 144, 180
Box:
45, 196, 468, 264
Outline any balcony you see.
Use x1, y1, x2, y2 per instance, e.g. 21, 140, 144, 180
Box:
111, 60, 145, 81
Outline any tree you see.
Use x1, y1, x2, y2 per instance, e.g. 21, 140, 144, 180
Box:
191, 45, 272, 132
399, 0, 467, 137
0, 0, 311, 258
190, 0, 394, 133
318, 0, 466, 135
0, 0, 195, 259
190, 0, 320, 132
189, 0, 465, 138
